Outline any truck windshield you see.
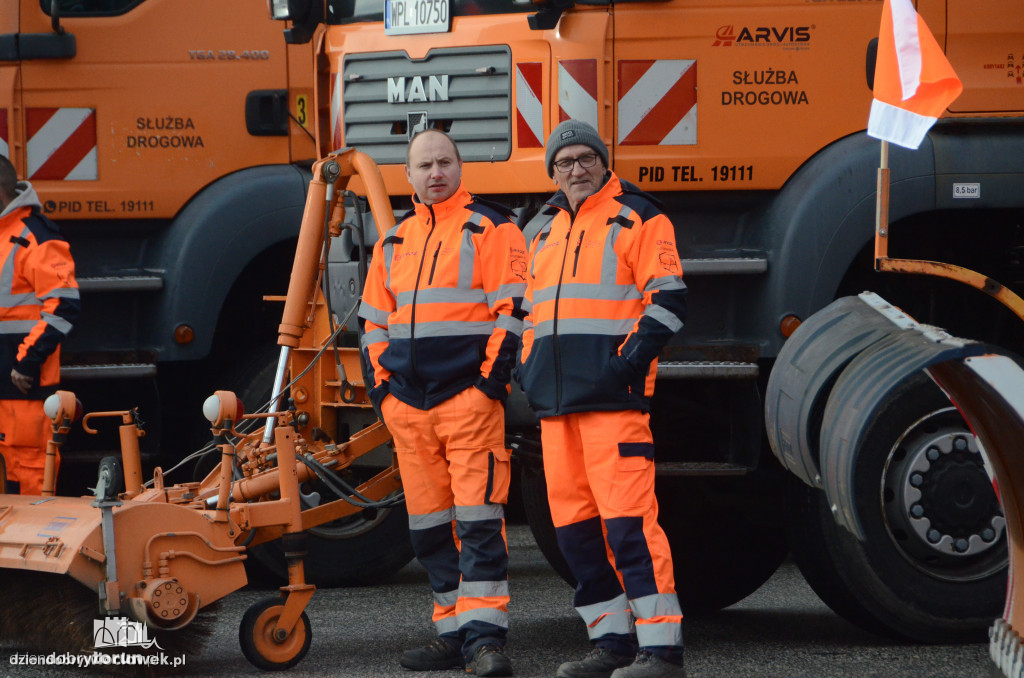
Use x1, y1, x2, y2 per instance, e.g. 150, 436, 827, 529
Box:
326, 0, 536, 24
46, 0, 143, 16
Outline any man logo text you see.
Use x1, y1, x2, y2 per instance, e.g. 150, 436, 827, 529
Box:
388, 75, 450, 103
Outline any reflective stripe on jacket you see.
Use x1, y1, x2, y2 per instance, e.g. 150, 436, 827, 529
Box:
0, 184, 80, 400
359, 183, 528, 411
519, 171, 687, 418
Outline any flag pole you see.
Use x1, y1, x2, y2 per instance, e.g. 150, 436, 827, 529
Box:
874, 140, 890, 268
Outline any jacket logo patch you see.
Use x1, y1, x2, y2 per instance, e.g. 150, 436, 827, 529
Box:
511, 249, 527, 281
659, 250, 680, 274
539, 239, 561, 254
394, 250, 420, 261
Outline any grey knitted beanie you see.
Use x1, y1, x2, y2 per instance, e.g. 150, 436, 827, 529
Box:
545, 120, 609, 178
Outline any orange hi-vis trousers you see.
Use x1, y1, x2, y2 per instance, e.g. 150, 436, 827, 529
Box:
0, 399, 55, 495
382, 386, 511, 658
542, 409, 682, 655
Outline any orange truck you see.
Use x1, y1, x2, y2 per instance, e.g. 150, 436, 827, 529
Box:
0, 2, 421, 586
0, 1, 316, 470
271, 0, 1024, 644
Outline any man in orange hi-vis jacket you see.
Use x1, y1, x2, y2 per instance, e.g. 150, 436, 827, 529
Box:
518, 120, 688, 678
359, 129, 526, 678
0, 155, 80, 495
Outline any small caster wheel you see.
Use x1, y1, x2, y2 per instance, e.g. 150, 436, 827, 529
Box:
238, 597, 312, 670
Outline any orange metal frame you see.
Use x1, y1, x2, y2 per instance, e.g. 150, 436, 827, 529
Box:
873, 143, 1024, 322
0, 149, 398, 668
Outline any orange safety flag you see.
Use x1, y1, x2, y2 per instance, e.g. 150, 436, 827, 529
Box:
867, 0, 963, 150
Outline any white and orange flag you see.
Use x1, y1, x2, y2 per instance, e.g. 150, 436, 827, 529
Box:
867, 0, 963, 150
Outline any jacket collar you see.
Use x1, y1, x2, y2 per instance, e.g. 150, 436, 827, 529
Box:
0, 181, 41, 220
412, 181, 471, 223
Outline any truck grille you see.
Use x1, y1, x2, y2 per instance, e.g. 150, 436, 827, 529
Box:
342, 45, 512, 165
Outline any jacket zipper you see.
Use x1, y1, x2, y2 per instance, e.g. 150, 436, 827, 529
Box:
427, 240, 442, 285
410, 205, 437, 408
551, 215, 576, 411
572, 230, 585, 277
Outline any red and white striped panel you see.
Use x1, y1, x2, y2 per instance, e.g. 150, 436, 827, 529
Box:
558, 59, 598, 128
516, 62, 544, 148
0, 109, 8, 159
617, 60, 697, 146
331, 70, 343, 151
26, 108, 98, 180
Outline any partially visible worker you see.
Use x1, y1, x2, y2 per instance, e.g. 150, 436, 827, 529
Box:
518, 120, 688, 678
0, 154, 80, 495
359, 129, 527, 677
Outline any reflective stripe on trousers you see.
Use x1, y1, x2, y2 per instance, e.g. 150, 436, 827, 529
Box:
542, 409, 683, 649
383, 386, 511, 650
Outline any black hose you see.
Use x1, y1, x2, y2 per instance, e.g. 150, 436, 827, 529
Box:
296, 453, 405, 509
344, 190, 369, 292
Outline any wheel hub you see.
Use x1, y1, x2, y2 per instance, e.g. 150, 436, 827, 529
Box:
884, 409, 1005, 573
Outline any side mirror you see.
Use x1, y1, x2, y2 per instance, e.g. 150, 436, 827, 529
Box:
50, 0, 65, 34
866, 37, 878, 91
268, 0, 324, 44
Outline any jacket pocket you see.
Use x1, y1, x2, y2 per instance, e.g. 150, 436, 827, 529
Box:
486, 446, 512, 505
612, 442, 655, 513
517, 339, 554, 412
608, 353, 642, 401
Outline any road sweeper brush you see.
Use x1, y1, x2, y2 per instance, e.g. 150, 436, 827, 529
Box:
0, 150, 398, 670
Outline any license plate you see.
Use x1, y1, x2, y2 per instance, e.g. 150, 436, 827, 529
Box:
385, 0, 451, 35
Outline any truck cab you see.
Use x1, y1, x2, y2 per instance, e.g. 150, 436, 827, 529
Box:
1, 0, 316, 477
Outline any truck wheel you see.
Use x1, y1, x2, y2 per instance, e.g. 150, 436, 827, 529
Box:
520, 462, 788, 613
230, 344, 414, 588
785, 372, 1006, 642
657, 476, 789, 614
246, 491, 414, 587
765, 295, 897, 488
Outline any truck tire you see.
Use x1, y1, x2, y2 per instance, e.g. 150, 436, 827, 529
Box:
765, 295, 898, 488
785, 371, 1006, 642
228, 344, 415, 587
247, 491, 414, 588
520, 462, 789, 614
657, 476, 789, 614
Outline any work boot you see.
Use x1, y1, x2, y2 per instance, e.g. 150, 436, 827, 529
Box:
400, 637, 464, 671
610, 651, 685, 678
557, 647, 634, 678
466, 644, 513, 677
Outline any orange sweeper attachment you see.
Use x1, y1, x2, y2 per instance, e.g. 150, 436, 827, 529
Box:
0, 149, 397, 670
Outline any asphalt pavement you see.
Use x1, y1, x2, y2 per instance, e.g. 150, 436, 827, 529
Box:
1, 524, 997, 677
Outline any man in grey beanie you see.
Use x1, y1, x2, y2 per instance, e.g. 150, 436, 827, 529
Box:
543, 119, 610, 180
518, 118, 688, 678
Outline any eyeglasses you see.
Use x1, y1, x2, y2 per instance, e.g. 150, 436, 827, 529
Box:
553, 153, 599, 173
